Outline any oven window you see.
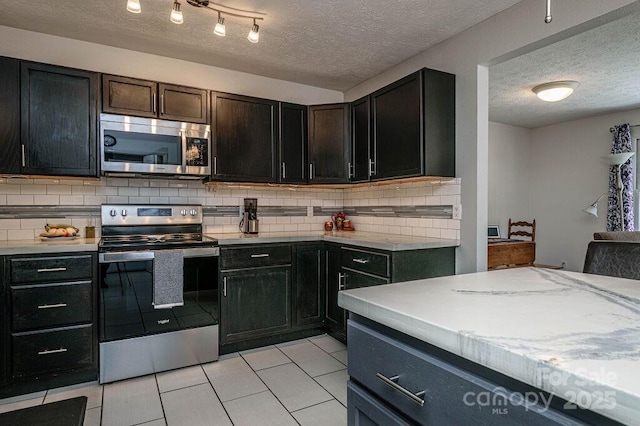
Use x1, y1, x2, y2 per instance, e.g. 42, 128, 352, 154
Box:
103, 130, 181, 165
100, 257, 218, 342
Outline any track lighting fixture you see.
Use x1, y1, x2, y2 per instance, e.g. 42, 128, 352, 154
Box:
247, 19, 259, 43
127, 0, 265, 43
170, 0, 183, 24
544, 0, 552, 23
214, 11, 226, 36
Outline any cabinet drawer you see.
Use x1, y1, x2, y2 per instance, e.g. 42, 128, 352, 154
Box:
220, 245, 291, 270
344, 269, 390, 290
341, 247, 389, 277
10, 255, 93, 284
12, 325, 93, 378
348, 321, 583, 426
11, 281, 92, 332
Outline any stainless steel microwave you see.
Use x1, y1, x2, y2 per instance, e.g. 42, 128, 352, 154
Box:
100, 113, 211, 178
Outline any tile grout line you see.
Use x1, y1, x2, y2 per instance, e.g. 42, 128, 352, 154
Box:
201, 362, 239, 425
153, 372, 169, 426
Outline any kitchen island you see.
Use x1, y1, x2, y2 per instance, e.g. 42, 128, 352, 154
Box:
338, 267, 639, 425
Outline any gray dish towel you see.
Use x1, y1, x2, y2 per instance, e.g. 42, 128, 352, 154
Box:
153, 249, 184, 309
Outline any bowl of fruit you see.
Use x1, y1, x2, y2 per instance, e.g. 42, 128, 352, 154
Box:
39, 223, 80, 240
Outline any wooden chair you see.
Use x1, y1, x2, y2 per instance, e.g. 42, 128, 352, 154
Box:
508, 219, 536, 241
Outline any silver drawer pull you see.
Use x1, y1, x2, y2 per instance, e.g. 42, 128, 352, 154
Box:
37, 267, 67, 273
376, 373, 426, 407
37, 303, 67, 309
158, 319, 170, 325
353, 258, 369, 264
38, 348, 68, 356
251, 254, 270, 258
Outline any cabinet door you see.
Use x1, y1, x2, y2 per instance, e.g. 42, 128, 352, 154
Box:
351, 96, 371, 182
293, 244, 323, 328
0, 57, 20, 174
21, 62, 98, 177
308, 103, 350, 184
424, 68, 456, 177
279, 103, 307, 184
212, 92, 278, 182
102, 75, 157, 118
371, 70, 423, 180
324, 244, 345, 338
220, 266, 291, 344
0, 256, 7, 387
159, 83, 208, 124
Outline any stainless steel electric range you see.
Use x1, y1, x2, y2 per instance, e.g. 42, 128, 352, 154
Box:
98, 204, 219, 383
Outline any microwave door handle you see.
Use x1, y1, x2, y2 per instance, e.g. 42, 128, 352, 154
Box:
180, 131, 187, 170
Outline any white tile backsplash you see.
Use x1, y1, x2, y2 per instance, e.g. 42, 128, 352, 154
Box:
0, 177, 461, 239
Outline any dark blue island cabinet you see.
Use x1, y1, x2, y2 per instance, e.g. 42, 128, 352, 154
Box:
346, 316, 622, 426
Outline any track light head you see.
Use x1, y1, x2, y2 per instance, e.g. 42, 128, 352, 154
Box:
170, 1, 184, 24
214, 12, 226, 36
248, 20, 259, 43
127, 0, 141, 13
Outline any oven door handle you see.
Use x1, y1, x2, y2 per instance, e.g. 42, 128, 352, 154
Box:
99, 251, 155, 263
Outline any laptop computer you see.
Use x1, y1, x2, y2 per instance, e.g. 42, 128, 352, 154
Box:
488, 225, 501, 239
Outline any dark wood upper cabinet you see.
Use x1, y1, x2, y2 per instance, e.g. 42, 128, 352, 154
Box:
0, 57, 20, 175
371, 71, 424, 180
21, 62, 98, 177
158, 83, 208, 124
351, 96, 371, 182
102, 75, 208, 124
424, 68, 455, 177
308, 103, 351, 184
211, 92, 278, 182
279, 103, 307, 184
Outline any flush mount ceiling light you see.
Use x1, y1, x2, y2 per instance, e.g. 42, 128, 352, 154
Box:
532, 81, 579, 102
127, 0, 265, 43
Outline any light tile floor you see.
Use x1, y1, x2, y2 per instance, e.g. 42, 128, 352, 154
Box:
0, 334, 348, 426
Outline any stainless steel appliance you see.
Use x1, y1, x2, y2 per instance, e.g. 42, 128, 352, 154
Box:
100, 114, 211, 178
239, 198, 259, 234
98, 204, 219, 383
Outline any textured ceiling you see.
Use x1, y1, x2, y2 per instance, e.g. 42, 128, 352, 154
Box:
490, 11, 640, 129
0, 0, 523, 91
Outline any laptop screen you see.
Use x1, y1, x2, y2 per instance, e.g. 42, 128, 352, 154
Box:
488, 226, 500, 238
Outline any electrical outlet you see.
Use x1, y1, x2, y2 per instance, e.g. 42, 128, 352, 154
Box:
452, 204, 462, 220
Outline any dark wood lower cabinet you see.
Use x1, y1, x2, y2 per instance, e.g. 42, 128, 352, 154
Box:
0, 252, 98, 399
326, 245, 455, 343
220, 266, 291, 345
293, 243, 324, 328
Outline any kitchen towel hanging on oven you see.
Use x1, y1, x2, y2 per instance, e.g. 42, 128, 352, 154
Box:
153, 249, 184, 309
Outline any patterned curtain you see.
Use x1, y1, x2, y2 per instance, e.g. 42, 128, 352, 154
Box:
607, 124, 634, 231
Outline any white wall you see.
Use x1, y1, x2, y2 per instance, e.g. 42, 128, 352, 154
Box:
529, 108, 640, 271
488, 122, 532, 236
0, 26, 342, 105
345, 0, 640, 273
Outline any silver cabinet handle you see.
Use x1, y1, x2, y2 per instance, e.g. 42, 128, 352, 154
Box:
38, 303, 67, 309
338, 272, 346, 290
21, 144, 26, 167
157, 319, 170, 325
369, 159, 375, 176
38, 348, 68, 356
353, 258, 369, 264
37, 267, 67, 273
214, 156, 217, 175
281, 162, 286, 179
309, 163, 313, 180
152, 93, 157, 113
160, 94, 165, 114
376, 373, 425, 407
348, 162, 354, 179
223, 276, 227, 297
251, 254, 270, 258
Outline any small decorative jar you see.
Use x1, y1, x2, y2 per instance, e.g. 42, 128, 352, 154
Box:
324, 221, 334, 231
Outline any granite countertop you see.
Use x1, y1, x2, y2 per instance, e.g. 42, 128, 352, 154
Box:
0, 238, 99, 255
208, 231, 459, 251
338, 267, 640, 425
